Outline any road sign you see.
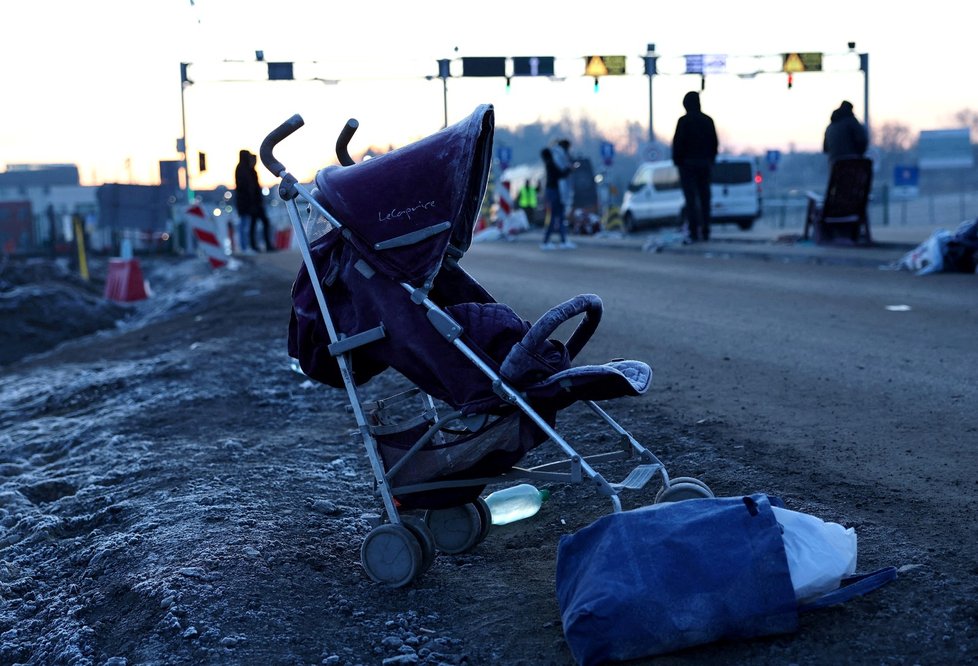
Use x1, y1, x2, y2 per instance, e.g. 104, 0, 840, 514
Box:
782, 52, 823, 73
462, 57, 506, 77
513, 56, 554, 77
684, 54, 727, 75
893, 165, 919, 187
600, 141, 615, 167
584, 55, 626, 77
892, 164, 920, 199
497, 146, 512, 170
766, 149, 781, 171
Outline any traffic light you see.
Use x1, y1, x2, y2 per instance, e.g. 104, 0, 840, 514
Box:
787, 73, 793, 89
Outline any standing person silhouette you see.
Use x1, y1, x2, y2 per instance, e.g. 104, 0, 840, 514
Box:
234, 150, 274, 252
672, 91, 719, 242
234, 149, 258, 253
823, 100, 868, 164
540, 138, 576, 250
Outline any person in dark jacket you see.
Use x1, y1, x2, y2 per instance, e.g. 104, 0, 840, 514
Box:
540, 139, 575, 249
234, 150, 274, 252
823, 100, 868, 164
234, 149, 258, 253
672, 91, 719, 242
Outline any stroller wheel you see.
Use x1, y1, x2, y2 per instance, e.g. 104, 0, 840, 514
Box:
423, 504, 482, 555
360, 524, 423, 588
400, 515, 437, 574
473, 497, 492, 544
655, 477, 715, 504
667, 476, 714, 495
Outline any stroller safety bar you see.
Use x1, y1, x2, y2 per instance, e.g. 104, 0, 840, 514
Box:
500, 294, 602, 383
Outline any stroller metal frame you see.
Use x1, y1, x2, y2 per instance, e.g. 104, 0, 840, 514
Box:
261, 112, 713, 587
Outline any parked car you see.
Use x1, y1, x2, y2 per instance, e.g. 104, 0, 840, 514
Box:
620, 156, 763, 232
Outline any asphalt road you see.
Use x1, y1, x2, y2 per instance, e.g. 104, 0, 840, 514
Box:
455, 241, 978, 537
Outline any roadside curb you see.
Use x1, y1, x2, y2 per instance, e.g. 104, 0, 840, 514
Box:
508, 231, 916, 269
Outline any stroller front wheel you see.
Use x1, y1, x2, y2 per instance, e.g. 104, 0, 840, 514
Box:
361, 524, 424, 588
400, 515, 437, 574
655, 477, 715, 504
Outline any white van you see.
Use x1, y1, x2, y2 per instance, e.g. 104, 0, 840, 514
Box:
620, 156, 763, 232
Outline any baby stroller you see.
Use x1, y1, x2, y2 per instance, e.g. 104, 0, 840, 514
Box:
260, 104, 714, 587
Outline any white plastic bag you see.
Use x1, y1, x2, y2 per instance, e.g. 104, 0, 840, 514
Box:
897, 230, 951, 275
771, 506, 857, 603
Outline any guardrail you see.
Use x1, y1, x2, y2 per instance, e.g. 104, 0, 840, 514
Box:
759, 188, 977, 230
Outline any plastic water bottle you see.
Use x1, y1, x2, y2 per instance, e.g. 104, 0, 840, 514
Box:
484, 484, 550, 525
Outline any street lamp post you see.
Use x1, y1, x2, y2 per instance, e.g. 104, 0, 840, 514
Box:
644, 43, 657, 143
179, 62, 194, 254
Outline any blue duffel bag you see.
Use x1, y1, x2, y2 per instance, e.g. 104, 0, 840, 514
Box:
555, 493, 896, 665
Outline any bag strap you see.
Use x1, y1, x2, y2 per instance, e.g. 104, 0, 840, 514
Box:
798, 567, 897, 613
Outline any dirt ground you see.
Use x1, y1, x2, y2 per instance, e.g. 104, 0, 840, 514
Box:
0, 253, 974, 665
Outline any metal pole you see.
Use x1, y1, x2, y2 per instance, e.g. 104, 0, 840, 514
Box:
645, 44, 656, 144
647, 74, 654, 143
179, 63, 194, 254
442, 77, 448, 129
180, 64, 192, 204
860, 53, 870, 144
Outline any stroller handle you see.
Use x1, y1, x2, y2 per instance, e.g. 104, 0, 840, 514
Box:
336, 118, 359, 166
260, 114, 305, 177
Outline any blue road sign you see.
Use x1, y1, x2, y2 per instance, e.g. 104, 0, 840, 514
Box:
893, 165, 919, 187
497, 146, 512, 169
600, 141, 615, 166
766, 149, 781, 171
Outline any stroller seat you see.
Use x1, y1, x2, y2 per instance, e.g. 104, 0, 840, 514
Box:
261, 103, 714, 587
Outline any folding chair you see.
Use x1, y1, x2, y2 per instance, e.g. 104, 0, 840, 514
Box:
803, 156, 873, 245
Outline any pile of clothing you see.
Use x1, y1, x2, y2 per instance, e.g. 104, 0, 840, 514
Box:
895, 218, 978, 275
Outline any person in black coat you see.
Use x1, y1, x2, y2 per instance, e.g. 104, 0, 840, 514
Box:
233, 150, 274, 252
672, 91, 719, 242
823, 100, 868, 164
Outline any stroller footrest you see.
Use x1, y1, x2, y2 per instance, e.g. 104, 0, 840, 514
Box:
610, 464, 662, 492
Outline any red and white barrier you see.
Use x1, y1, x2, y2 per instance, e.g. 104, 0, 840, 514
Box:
187, 205, 229, 268
497, 179, 513, 219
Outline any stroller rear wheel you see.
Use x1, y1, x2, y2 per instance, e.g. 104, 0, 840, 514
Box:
400, 515, 437, 574
360, 524, 423, 588
655, 476, 715, 503
423, 503, 483, 554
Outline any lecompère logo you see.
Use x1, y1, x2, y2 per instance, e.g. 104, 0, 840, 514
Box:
378, 199, 437, 223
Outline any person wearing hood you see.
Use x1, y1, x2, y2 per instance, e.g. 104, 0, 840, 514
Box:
823, 100, 868, 164
672, 91, 719, 242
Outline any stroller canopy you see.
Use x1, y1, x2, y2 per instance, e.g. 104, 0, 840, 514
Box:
313, 104, 494, 285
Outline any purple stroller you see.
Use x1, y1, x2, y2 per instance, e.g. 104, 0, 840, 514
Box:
260, 104, 714, 587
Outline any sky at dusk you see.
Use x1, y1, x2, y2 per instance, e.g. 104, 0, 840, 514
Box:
2, 0, 973, 190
